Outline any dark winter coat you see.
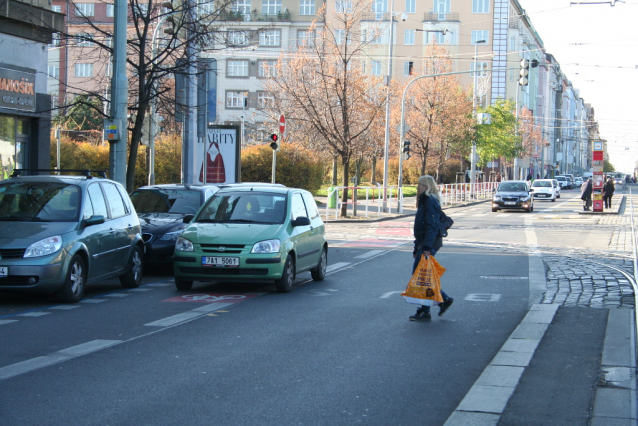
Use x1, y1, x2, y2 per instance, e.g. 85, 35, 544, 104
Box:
580, 180, 592, 200
604, 180, 615, 196
413, 192, 443, 254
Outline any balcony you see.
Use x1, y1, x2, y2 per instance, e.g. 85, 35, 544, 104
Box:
220, 10, 291, 22
423, 12, 459, 22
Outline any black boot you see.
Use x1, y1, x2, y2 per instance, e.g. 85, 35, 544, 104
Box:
409, 306, 431, 321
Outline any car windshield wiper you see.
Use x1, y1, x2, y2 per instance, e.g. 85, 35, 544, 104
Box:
195, 218, 220, 223
226, 219, 258, 223
0, 216, 25, 221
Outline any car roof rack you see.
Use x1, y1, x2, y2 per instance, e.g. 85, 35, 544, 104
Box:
10, 169, 108, 179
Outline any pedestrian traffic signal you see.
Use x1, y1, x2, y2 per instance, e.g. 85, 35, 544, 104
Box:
403, 140, 411, 160
270, 134, 279, 150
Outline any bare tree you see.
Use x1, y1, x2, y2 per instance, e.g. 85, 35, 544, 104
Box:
49, 0, 235, 190
262, 0, 386, 216
396, 42, 473, 180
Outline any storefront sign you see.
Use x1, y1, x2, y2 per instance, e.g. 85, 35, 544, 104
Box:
0, 66, 36, 112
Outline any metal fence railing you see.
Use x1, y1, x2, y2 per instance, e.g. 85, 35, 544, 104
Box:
322, 182, 498, 219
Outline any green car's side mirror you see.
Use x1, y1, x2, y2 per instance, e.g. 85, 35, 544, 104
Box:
291, 216, 311, 227
84, 215, 105, 227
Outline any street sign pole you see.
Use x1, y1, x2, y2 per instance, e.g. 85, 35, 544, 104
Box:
272, 115, 285, 184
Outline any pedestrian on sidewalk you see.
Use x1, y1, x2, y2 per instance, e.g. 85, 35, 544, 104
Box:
409, 175, 453, 321
580, 178, 593, 211
603, 177, 615, 209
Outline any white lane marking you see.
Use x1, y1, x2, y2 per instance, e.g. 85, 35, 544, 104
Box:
0, 320, 18, 325
17, 312, 50, 317
147, 283, 172, 287
81, 299, 107, 304
49, 305, 81, 310
105, 293, 129, 298
465, 294, 502, 302
480, 276, 528, 280
326, 262, 350, 273
144, 302, 236, 327
0, 340, 122, 380
355, 250, 384, 259
127, 288, 152, 292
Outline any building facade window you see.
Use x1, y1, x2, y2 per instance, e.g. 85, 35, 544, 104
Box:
371, 60, 382, 76
227, 60, 249, 77
427, 31, 445, 44
52, 5, 61, 12
75, 63, 93, 77
299, 0, 315, 15
75, 33, 94, 47
262, 0, 282, 15
405, 0, 415, 13
106, 4, 114, 16
403, 61, 414, 76
226, 91, 247, 108
433, 0, 450, 17
49, 33, 60, 47
258, 60, 278, 77
227, 30, 249, 46
471, 30, 489, 44
258, 92, 274, 108
335, 0, 352, 13
297, 30, 315, 46
47, 65, 60, 79
335, 29, 351, 44
470, 61, 488, 77
404, 29, 415, 45
75, 3, 95, 17
472, 0, 489, 13
259, 29, 281, 46
232, 0, 252, 15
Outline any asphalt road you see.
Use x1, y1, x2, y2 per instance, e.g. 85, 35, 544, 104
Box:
0, 184, 631, 425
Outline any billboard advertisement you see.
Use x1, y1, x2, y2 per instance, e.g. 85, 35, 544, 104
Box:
196, 125, 240, 184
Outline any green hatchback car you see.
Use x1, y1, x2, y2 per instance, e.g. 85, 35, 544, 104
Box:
173, 186, 327, 293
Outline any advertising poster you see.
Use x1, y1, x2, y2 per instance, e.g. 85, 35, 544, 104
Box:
197, 125, 240, 184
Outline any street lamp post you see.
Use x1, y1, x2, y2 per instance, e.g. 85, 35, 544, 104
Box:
148, 16, 169, 185
470, 40, 486, 194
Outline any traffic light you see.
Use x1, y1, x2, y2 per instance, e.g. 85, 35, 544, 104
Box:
402, 140, 411, 160
519, 59, 529, 86
270, 134, 279, 150
519, 58, 539, 86
161, 0, 185, 37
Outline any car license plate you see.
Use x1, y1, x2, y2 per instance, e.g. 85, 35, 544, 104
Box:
202, 256, 239, 267
505, 201, 516, 205
0, 267, 7, 277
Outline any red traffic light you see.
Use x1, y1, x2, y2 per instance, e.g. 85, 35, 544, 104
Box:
270, 134, 278, 142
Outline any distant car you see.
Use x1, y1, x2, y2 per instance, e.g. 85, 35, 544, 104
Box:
492, 180, 534, 212
552, 179, 561, 198
173, 185, 327, 293
574, 177, 583, 186
555, 176, 571, 189
531, 179, 557, 202
130, 184, 222, 265
0, 170, 144, 302
614, 177, 623, 185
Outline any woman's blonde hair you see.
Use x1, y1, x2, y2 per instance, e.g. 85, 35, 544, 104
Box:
418, 175, 441, 201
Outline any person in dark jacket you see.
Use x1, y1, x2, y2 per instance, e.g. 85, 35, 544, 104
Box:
410, 175, 454, 322
603, 177, 615, 209
580, 178, 593, 211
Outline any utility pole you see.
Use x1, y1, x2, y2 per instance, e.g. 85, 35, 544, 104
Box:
470, 40, 486, 193
108, 0, 128, 185
182, 4, 196, 184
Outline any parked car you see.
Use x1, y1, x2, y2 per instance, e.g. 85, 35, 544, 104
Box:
531, 179, 557, 202
492, 180, 534, 212
173, 185, 327, 293
0, 170, 144, 302
554, 176, 571, 189
552, 179, 561, 198
130, 184, 221, 265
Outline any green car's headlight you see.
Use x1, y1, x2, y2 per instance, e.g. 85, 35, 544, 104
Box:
175, 236, 194, 252
251, 239, 281, 254
24, 235, 62, 258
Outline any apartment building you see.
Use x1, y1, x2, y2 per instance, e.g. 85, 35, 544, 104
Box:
1, 0, 64, 175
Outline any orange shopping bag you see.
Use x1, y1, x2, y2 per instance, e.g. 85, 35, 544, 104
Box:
401, 255, 445, 306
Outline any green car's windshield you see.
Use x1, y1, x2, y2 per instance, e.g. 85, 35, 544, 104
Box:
130, 188, 202, 214
0, 182, 81, 222
196, 192, 287, 224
